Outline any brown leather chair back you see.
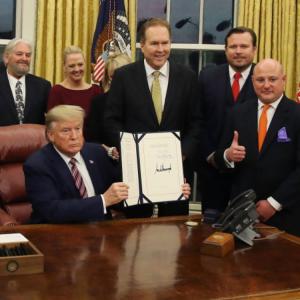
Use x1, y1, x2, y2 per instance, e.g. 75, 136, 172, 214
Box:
0, 124, 47, 225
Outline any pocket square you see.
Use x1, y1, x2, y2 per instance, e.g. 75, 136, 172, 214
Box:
277, 127, 291, 142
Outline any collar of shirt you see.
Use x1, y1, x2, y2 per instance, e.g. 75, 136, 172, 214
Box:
53, 146, 83, 167
7, 71, 26, 101
257, 95, 283, 111
257, 94, 283, 128
144, 59, 169, 79
228, 64, 252, 89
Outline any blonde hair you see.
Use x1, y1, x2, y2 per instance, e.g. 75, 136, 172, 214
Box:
63, 45, 84, 64
45, 105, 85, 130
103, 53, 131, 92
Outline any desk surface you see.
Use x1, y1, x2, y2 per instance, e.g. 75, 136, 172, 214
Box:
0, 216, 300, 300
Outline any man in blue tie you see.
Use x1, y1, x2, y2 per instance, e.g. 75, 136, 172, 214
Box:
24, 105, 129, 224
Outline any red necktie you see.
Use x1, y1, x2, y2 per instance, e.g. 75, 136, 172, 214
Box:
232, 72, 241, 101
69, 158, 88, 198
258, 105, 271, 152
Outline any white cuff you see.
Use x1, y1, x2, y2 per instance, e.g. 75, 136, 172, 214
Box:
224, 149, 234, 168
100, 194, 107, 214
267, 197, 282, 211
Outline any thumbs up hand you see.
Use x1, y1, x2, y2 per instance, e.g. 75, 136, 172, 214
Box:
225, 131, 246, 162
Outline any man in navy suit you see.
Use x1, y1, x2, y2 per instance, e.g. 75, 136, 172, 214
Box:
0, 38, 51, 125
104, 18, 201, 217
198, 27, 258, 214
214, 59, 300, 236
24, 105, 129, 224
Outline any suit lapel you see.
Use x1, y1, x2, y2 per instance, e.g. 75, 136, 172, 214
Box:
23, 75, 32, 121
45, 144, 81, 197
236, 64, 255, 104
260, 97, 290, 154
162, 62, 175, 123
244, 101, 260, 158
137, 61, 160, 125
81, 145, 105, 195
0, 72, 19, 121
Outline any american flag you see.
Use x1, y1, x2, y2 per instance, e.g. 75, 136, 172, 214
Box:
91, 0, 131, 83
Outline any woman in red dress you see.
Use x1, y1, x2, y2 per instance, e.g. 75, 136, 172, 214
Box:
47, 45, 101, 116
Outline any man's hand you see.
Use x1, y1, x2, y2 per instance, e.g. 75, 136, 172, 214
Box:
225, 131, 246, 162
103, 182, 129, 207
256, 200, 276, 222
182, 182, 191, 199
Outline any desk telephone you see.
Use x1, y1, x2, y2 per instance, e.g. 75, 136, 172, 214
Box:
213, 189, 260, 246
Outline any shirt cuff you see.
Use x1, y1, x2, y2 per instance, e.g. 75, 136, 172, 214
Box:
224, 149, 234, 168
267, 197, 282, 211
100, 194, 107, 214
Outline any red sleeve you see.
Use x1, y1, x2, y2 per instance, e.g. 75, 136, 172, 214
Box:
47, 85, 62, 111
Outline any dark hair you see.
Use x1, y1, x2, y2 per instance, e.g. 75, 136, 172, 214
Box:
139, 18, 171, 43
225, 26, 257, 47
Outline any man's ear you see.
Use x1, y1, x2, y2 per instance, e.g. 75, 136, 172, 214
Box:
47, 129, 54, 143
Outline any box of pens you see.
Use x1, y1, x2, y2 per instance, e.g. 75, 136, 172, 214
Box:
0, 233, 44, 276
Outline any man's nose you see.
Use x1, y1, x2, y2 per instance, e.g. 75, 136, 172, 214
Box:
70, 129, 79, 138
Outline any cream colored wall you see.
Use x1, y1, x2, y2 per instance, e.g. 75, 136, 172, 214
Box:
18, 0, 37, 72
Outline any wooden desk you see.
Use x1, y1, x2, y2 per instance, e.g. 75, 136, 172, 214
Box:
0, 216, 300, 300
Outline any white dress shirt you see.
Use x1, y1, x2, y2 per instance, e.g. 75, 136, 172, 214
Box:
144, 59, 169, 108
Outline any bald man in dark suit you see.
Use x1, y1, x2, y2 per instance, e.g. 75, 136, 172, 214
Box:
214, 59, 300, 236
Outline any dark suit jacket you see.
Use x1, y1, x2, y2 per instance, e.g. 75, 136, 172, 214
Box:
0, 62, 6, 73
85, 92, 108, 144
0, 71, 51, 125
199, 63, 257, 158
24, 143, 121, 224
214, 96, 300, 235
104, 60, 202, 161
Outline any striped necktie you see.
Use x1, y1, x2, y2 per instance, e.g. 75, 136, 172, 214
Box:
69, 157, 88, 198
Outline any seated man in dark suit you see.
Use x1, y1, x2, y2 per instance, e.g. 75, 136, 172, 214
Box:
104, 18, 201, 217
214, 58, 300, 236
24, 105, 129, 224
0, 38, 51, 125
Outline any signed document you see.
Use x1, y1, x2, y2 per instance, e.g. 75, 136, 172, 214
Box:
120, 132, 184, 206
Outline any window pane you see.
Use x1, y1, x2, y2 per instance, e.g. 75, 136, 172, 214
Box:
170, 0, 200, 43
0, 0, 16, 39
201, 50, 227, 68
169, 50, 199, 74
137, 0, 167, 41
203, 0, 234, 44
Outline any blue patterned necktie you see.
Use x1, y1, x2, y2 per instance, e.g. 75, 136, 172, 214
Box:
15, 81, 25, 124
